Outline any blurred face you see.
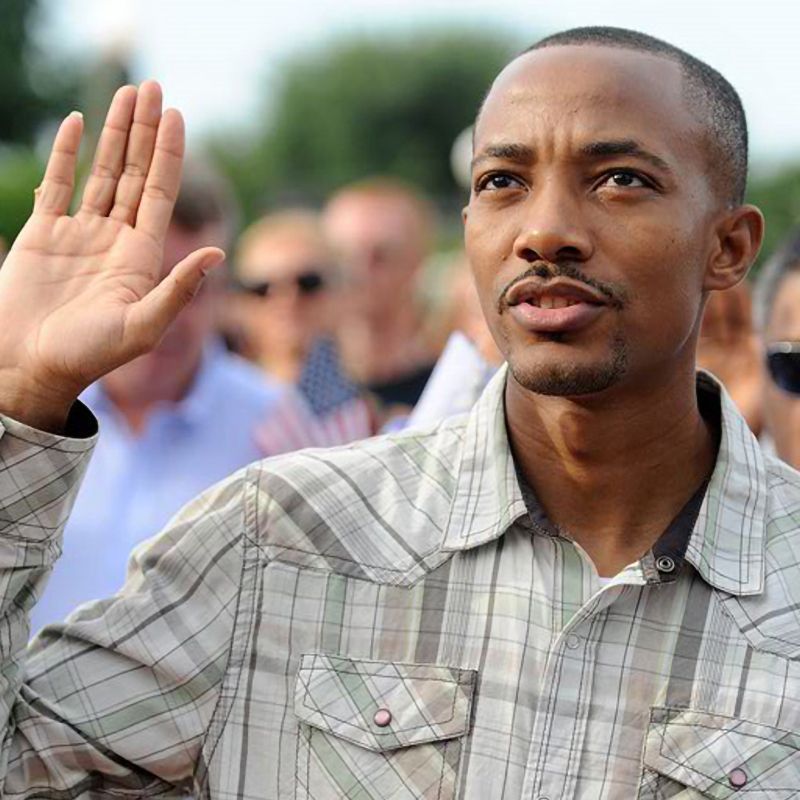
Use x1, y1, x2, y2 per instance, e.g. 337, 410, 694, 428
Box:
236, 230, 333, 361
763, 273, 800, 466
465, 45, 726, 398
103, 221, 226, 406
449, 265, 504, 365
323, 193, 427, 319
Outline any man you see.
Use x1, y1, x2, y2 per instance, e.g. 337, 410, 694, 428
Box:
756, 226, 800, 466
323, 178, 441, 417
0, 29, 794, 799
225, 210, 375, 453
227, 209, 337, 383
29, 166, 284, 631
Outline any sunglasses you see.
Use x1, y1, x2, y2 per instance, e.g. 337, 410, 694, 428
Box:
238, 271, 327, 298
766, 342, 800, 395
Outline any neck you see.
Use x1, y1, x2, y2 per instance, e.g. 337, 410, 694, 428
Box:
505, 361, 717, 577
256, 348, 304, 383
103, 360, 202, 437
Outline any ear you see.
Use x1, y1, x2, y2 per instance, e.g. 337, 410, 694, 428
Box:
703, 204, 764, 291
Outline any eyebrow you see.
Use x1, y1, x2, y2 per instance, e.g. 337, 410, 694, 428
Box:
471, 143, 535, 170
470, 139, 672, 173
580, 140, 672, 172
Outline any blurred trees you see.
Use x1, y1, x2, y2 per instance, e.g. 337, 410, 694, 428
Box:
210, 30, 517, 225
0, 8, 799, 265
748, 166, 800, 272
0, 0, 78, 145
0, 0, 82, 245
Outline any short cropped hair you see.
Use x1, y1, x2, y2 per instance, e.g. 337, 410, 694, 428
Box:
754, 227, 800, 331
235, 209, 332, 276
487, 27, 749, 205
172, 161, 239, 244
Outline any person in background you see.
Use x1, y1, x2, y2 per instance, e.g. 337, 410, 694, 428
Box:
227, 210, 336, 383
323, 178, 442, 421
30, 164, 284, 633
227, 209, 376, 454
696, 281, 763, 433
391, 255, 503, 431
755, 227, 800, 467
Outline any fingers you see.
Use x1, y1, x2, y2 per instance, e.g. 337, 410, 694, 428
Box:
134, 108, 186, 242
125, 247, 225, 348
78, 85, 137, 216
109, 81, 163, 224
33, 112, 84, 216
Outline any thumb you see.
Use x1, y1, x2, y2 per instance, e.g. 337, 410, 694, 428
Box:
125, 246, 225, 351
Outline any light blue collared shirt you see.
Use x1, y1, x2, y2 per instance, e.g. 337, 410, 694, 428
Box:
31, 343, 283, 632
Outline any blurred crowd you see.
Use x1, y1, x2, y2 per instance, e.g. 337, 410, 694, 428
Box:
23, 158, 800, 632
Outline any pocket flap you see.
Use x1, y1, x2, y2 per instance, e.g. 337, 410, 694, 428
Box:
644, 707, 800, 798
294, 653, 477, 753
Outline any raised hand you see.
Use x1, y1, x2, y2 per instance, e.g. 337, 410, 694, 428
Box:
0, 81, 224, 432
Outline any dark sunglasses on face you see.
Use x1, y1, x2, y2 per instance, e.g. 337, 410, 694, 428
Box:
238, 271, 327, 298
766, 342, 800, 395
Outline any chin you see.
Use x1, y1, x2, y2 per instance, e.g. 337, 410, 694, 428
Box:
507, 335, 629, 397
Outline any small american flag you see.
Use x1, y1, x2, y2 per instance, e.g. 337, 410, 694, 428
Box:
255, 338, 375, 456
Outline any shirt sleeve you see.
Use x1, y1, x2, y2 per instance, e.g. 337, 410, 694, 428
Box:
0, 407, 249, 797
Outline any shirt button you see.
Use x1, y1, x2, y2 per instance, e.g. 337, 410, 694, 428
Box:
373, 708, 392, 727
728, 767, 748, 788
565, 634, 581, 649
656, 555, 676, 573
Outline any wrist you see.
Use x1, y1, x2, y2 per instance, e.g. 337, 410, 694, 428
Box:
0, 370, 77, 434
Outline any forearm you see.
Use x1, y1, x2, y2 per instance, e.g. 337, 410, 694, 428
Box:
0, 406, 96, 727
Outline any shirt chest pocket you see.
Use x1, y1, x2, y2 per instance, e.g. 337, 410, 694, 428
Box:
293, 653, 477, 800
639, 707, 800, 798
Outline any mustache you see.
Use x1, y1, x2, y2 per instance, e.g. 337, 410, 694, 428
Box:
496, 262, 629, 314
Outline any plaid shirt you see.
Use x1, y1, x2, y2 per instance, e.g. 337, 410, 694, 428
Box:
1, 367, 799, 798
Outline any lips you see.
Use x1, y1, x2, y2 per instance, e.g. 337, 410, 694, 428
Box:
504, 278, 609, 334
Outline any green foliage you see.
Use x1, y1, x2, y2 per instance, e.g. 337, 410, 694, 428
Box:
0, 0, 79, 147
210, 29, 518, 223
0, 147, 43, 246
747, 165, 800, 273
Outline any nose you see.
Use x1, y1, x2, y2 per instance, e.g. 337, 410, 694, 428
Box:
512, 178, 593, 265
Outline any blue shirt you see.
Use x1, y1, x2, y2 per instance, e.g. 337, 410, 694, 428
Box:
31, 344, 283, 632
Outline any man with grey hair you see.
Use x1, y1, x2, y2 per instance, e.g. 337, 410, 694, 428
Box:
0, 28, 797, 799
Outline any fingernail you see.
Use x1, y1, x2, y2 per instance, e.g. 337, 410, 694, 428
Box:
204, 251, 225, 269
69, 111, 83, 120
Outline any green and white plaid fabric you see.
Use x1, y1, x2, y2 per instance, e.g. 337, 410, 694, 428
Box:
0, 366, 799, 798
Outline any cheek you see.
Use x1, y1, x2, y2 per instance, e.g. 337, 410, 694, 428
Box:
609, 218, 707, 342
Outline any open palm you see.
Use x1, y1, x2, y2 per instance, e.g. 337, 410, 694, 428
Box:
0, 82, 223, 430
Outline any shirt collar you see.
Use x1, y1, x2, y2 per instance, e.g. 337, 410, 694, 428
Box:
683, 372, 767, 596
441, 366, 767, 597
441, 366, 529, 552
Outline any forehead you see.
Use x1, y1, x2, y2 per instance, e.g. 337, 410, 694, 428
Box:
326, 193, 424, 240
475, 45, 701, 163
237, 230, 329, 281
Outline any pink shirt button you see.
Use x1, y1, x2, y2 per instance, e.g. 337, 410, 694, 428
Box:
728, 768, 748, 788
373, 708, 392, 727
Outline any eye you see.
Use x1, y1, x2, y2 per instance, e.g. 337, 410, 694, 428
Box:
598, 170, 651, 189
475, 172, 524, 193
